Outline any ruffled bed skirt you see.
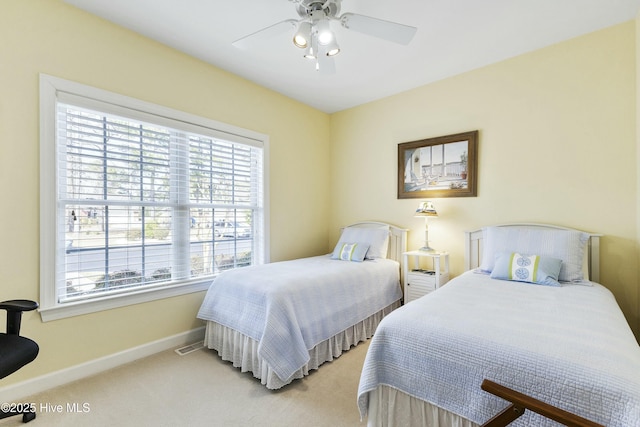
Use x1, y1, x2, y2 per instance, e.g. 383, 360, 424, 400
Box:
366, 385, 479, 427
203, 300, 401, 389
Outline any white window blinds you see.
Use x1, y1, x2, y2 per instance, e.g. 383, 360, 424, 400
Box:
40, 76, 266, 316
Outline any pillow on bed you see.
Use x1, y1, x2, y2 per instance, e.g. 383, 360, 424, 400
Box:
331, 242, 370, 262
490, 252, 562, 287
335, 225, 390, 259
479, 226, 589, 282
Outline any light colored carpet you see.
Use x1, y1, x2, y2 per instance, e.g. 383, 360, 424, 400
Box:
2, 340, 371, 427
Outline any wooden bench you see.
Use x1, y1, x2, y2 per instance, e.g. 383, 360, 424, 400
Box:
481, 379, 604, 427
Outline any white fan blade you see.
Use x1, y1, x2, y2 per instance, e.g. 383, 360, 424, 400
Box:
339, 13, 417, 45
232, 19, 298, 50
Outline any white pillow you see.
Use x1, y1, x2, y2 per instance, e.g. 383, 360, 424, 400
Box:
479, 226, 589, 282
336, 225, 390, 259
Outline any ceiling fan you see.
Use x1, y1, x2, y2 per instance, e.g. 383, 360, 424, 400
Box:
232, 0, 417, 73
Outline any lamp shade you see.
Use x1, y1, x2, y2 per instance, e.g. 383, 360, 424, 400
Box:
324, 39, 340, 56
304, 44, 316, 59
293, 21, 312, 48
415, 201, 438, 217
315, 19, 334, 45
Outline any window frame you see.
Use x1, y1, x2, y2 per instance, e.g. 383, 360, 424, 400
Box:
39, 74, 270, 321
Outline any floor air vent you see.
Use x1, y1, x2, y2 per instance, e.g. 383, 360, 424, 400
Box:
175, 342, 205, 356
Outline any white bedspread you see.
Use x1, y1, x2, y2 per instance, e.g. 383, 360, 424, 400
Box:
197, 255, 401, 382
357, 271, 640, 426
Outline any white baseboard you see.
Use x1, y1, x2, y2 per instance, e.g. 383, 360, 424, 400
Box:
0, 326, 205, 402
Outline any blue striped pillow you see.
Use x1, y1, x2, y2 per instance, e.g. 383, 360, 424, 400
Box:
490, 252, 562, 287
331, 242, 370, 262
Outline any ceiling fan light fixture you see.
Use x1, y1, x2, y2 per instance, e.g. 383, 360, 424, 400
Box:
325, 39, 340, 56
293, 21, 312, 48
303, 44, 316, 60
305, 36, 319, 59
315, 19, 334, 45
233, 0, 418, 76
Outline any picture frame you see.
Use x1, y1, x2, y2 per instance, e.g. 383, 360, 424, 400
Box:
398, 130, 478, 199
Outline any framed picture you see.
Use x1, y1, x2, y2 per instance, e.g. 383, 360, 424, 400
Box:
398, 130, 478, 198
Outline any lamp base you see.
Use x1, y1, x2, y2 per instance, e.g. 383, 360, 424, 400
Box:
418, 245, 436, 252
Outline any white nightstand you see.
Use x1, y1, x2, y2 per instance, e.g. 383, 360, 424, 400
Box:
403, 250, 450, 304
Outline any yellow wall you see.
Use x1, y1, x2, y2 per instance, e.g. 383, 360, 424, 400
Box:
331, 22, 639, 338
0, 0, 331, 384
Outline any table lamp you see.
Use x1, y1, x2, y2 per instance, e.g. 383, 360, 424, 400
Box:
414, 201, 438, 252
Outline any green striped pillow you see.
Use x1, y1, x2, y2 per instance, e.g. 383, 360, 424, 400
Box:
331, 242, 370, 262
490, 252, 562, 286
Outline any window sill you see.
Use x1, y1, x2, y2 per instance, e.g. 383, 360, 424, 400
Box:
39, 279, 213, 322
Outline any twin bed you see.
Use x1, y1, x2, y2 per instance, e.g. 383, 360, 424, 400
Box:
358, 223, 640, 426
197, 222, 407, 389
197, 221, 640, 426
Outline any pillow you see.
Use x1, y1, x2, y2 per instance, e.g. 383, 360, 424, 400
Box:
479, 226, 589, 282
490, 252, 562, 287
331, 242, 370, 262
335, 225, 390, 259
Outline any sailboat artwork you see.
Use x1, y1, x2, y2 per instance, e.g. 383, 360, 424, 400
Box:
398, 131, 478, 199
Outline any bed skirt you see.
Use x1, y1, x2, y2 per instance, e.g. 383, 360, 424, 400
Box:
203, 300, 401, 389
366, 385, 479, 427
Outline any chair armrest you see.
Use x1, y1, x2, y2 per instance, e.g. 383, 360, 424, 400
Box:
0, 300, 38, 335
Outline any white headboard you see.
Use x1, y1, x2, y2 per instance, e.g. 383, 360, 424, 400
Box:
464, 223, 602, 282
344, 222, 408, 264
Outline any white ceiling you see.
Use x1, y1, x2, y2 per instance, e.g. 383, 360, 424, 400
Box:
64, 0, 640, 113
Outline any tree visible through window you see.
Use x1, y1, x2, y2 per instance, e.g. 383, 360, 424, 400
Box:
39, 75, 266, 319
59, 105, 262, 302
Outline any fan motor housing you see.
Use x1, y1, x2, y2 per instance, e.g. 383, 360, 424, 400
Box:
296, 0, 341, 19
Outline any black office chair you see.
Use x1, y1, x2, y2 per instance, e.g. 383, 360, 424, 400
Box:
0, 300, 39, 423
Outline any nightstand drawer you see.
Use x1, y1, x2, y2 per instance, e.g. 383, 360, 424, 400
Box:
407, 272, 437, 287
405, 272, 450, 302
407, 272, 450, 288
402, 251, 450, 304
406, 278, 436, 299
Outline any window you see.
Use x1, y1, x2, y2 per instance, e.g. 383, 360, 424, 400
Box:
39, 75, 269, 321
